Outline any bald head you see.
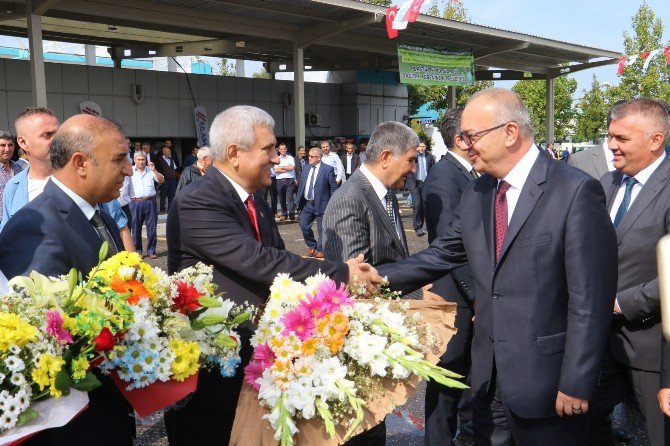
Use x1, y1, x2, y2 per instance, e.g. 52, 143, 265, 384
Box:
467, 88, 534, 140
50, 114, 122, 169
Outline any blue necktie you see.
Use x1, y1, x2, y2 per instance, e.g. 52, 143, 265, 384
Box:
613, 176, 638, 228
307, 166, 316, 200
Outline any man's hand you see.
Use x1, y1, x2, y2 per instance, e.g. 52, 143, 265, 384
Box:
658, 388, 670, 417
555, 391, 588, 417
422, 284, 443, 302
345, 254, 383, 295
148, 161, 156, 171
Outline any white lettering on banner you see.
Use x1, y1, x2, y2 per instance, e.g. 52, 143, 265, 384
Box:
194, 106, 209, 148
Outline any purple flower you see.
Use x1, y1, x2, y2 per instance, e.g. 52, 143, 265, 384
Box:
45, 310, 73, 344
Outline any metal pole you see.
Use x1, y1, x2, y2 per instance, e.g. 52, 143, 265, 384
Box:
235, 59, 245, 77
447, 86, 456, 108
167, 57, 178, 72
84, 45, 96, 66
25, 0, 47, 107
545, 77, 555, 144
293, 40, 305, 147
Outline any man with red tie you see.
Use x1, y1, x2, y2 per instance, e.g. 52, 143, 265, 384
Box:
165, 105, 379, 446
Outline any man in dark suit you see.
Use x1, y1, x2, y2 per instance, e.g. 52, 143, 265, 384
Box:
155, 145, 179, 212
422, 107, 476, 445
589, 98, 670, 446
404, 138, 435, 236
297, 146, 337, 258
0, 114, 135, 445
164, 105, 380, 446
378, 89, 618, 445
340, 139, 361, 180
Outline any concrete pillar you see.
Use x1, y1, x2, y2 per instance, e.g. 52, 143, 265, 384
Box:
545, 77, 555, 144
25, 0, 47, 107
447, 86, 456, 108
293, 40, 305, 148
84, 44, 96, 66
235, 59, 245, 77
167, 57, 178, 72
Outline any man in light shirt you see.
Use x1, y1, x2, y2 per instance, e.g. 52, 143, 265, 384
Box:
128, 151, 164, 259
274, 142, 296, 221
320, 140, 345, 185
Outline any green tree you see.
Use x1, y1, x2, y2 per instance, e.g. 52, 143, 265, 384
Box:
359, 0, 391, 6
607, 1, 670, 103
218, 58, 235, 76
252, 69, 270, 79
574, 75, 608, 143
512, 76, 578, 142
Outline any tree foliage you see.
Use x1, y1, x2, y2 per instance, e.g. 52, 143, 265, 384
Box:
218, 58, 236, 77
606, 0, 670, 103
512, 76, 577, 142
574, 75, 608, 143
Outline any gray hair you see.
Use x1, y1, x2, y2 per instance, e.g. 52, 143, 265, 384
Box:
309, 147, 323, 158
197, 146, 212, 160
209, 105, 275, 161
134, 151, 147, 160
0, 130, 14, 141
365, 121, 420, 164
468, 88, 534, 139
610, 98, 670, 143
51, 117, 121, 169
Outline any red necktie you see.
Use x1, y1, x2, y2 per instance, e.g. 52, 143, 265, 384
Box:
245, 196, 261, 241
494, 181, 511, 261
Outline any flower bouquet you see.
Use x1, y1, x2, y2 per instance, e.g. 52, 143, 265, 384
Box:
230, 273, 463, 446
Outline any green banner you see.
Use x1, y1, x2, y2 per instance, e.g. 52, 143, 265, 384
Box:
398, 44, 474, 86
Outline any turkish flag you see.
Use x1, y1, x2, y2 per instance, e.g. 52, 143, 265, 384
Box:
386, 6, 399, 39
640, 51, 650, 59
404, 0, 427, 22
617, 57, 626, 75
665, 47, 670, 64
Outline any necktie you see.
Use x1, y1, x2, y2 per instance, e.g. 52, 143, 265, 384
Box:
90, 210, 119, 257
417, 155, 425, 181
245, 196, 261, 241
385, 190, 396, 225
470, 168, 480, 179
613, 177, 638, 228
307, 166, 316, 200
494, 181, 511, 261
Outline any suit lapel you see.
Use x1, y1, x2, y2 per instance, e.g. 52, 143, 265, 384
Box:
496, 153, 548, 270
615, 157, 670, 243
479, 174, 497, 266
210, 169, 259, 241
447, 152, 473, 182
605, 170, 623, 211
391, 193, 409, 257
592, 145, 608, 179
357, 175, 406, 257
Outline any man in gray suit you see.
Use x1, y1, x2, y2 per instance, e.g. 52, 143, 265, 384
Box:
567, 143, 612, 179
589, 98, 670, 446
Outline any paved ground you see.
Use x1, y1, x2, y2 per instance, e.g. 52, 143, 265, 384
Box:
134, 202, 646, 446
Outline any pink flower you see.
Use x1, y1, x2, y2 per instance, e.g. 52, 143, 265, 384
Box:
281, 307, 316, 341
316, 280, 353, 313
244, 360, 265, 391
45, 310, 73, 344
298, 293, 328, 319
253, 343, 275, 368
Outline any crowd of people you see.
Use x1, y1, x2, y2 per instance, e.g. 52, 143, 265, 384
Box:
0, 88, 669, 446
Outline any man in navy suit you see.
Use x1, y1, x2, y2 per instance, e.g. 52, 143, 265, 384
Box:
0, 114, 135, 445
297, 146, 337, 258
379, 89, 618, 445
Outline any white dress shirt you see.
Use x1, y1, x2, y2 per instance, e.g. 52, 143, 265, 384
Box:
609, 154, 665, 222
275, 155, 295, 180
303, 163, 321, 200
500, 144, 540, 224
360, 164, 401, 237
321, 152, 345, 183
450, 150, 474, 172
346, 154, 353, 175
130, 166, 158, 198
51, 177, 98, 220
603, 140, 616, 172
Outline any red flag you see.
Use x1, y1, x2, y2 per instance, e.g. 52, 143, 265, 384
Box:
665, 47, 670, 64
405, 0, 427, 22
640, 50, 650, 59
386, 6, 399, 39
617, 57, 626, 75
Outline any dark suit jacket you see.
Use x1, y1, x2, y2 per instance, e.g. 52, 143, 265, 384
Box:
340, 152, 361, 176
422, 152, 475, 307
296, 162, 337, 215
379, 151, 618, 419
155, 155, 179, 180
405, 152, 436, 189
295, 157, 307, 186
568, 144, 610, 180
602, 156, 670, 372
0, 180, 133, 446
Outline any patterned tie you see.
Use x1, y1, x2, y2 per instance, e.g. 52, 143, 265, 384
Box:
494, 181, 511, 261
307, 166, 316, 201
90, 210, 119, 257
613, 176, 638, 228
385, 189, 396, 225
245, 196, 261, 241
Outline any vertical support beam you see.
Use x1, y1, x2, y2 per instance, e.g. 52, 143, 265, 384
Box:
235, 59, 245, 77
167, 57, 178, 72
84, 44, 96, 66
447, 86, 456, 109
293, 40, 305, 147
545, 77, 555, 144
25, 0, 47, 107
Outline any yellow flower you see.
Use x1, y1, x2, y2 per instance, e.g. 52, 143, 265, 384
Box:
0, 312, 38, 351
168, 339, 200, 381
32, 353, 66, 397
71, 356, 90, 381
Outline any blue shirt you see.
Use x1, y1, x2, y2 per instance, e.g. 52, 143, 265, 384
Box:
1, 168, 29, 231
130, 166, 157, 198
100, 199, 128, 230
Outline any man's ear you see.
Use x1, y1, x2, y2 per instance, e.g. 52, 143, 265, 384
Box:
16, 136, 27, 150
504, 122, 521, 147
72, 152, 88, 176
379, 149, 392, 167
650, 132, 665, 152
227, 144, 240, 167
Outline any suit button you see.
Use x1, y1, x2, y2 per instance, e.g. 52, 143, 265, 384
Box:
493, 293, 500, 299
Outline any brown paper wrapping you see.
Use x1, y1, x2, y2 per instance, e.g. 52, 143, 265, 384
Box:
229, 300, 458, 446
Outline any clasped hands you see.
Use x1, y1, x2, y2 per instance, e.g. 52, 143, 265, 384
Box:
345, 254, 384, 295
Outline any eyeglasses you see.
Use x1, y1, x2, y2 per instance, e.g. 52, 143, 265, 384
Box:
459, 122, 514, 146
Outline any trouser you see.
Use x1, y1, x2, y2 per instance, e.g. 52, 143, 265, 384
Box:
299, 201, 323, 252
159, 178, 177, 212
588, 348, 670, 446
409, 180, 425, 230
263, 177, 278, 214
276, 178, 295, 217
129, 198, 157, 255
121, 204, 132, 228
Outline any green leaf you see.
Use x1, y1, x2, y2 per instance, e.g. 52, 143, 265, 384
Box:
72, 371, 102, 391
54, 369, 72, 395
197, 296, 221, 307
214, 334, 238, 348
16, 408, 39, 426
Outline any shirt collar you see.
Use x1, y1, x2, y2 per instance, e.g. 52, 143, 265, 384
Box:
50, 176, 98, 220
449, 150, 474, 171
501, 144, 540, 190
359, 163, 388, 201
625, 154, 665, 187
216, 167, 250, 204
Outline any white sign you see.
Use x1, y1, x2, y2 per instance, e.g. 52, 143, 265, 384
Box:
79, 101, 102, 117
194, 106, 209, 148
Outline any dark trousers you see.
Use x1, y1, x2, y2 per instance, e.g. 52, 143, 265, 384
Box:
425, 304, 474, 446
299, 201, 323, 252
472, 369, 589, 446
160, 178, 177, 212
130, 198, 157, 255
588, 348, 670, 446
343, 421, 386, 446
263, 177, 278, 215
409, 180, 425, 230
121, 204, 132, 228
276, 178, 295, 217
